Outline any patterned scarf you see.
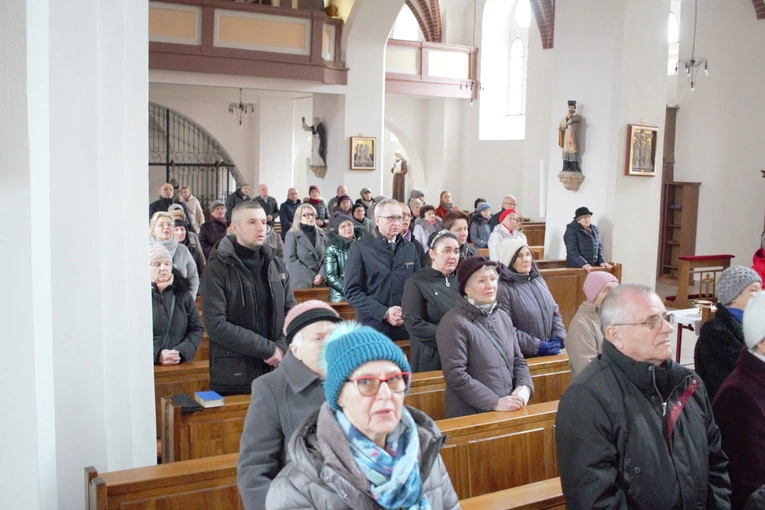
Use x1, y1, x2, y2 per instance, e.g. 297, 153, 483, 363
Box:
335, 408, 431, 510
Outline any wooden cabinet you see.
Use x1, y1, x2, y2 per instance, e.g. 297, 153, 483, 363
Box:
658, 182, 700, 282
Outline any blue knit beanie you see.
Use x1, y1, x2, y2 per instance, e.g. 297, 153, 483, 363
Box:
320, 322, 411, 411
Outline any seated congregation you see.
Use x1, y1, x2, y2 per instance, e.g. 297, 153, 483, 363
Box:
136, 182, 765, 509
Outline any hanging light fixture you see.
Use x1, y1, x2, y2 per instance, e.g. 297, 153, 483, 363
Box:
229, 88, 255, 127
675, 0, 709, 91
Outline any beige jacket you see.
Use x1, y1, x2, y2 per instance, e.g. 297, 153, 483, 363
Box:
565, 301, 604, 378
181, 194, 205, 232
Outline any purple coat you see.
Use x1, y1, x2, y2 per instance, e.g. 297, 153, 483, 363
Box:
199, 217, 228, 261
713, 349, 765, 509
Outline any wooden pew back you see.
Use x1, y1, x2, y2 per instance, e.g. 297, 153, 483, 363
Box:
460, 477, 564, 510
160, 355, 569, 463
154, 361, 210, 437
439, 401, 559, 499
542, 265, 622, 328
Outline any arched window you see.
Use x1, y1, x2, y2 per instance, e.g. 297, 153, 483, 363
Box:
667, 8, 680, 75
391, 6, 423, 42
668, 13, 679, 44
515, 0, 531, 29
507, 38, 526, 116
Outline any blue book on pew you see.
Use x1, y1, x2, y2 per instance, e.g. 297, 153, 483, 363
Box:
194, 391, 224, 408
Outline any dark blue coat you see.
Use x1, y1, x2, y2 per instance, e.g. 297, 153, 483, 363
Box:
278, 199, 301, 240
343, 228, 421, 340
563, 220, 606, 267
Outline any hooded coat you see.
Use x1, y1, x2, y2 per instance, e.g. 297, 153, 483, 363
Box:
436, 297, 534, 417
283, 226, 326, 289
201, 235, 297, 395
495, 265, 566, 357
151, 268, 204, 363
265, 403, 460, 510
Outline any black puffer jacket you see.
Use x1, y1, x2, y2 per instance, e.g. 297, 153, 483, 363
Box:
201, 235, 297, 394
563, 219, 606, 267
151, 268, 204, 364
556, 340, 732, 509
694, 304, 745, 401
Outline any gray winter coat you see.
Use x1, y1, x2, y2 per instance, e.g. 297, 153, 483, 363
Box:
237, 350, 325, 510
496, 266, 566, 357
436, 297, 534, 418
283, 227, 326, 289
402, 267, 459, 372
265, 403, 461, 510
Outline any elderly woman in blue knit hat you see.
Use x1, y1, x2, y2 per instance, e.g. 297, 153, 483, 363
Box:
266, 323, 459, 510
695, 265, 763, 400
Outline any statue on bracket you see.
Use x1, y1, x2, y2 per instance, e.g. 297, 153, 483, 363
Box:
390, 150, 408, 203
302, 116, 327, 178
558, 100, 585, 191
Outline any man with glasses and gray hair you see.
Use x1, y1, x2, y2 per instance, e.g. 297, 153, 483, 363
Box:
555, 284, 731, 509
343, 198, 421, 340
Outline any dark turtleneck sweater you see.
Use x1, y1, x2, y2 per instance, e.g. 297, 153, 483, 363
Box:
233, 239, 273, 337
300, 223, 317, 246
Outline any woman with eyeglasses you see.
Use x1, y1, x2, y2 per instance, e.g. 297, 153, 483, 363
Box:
495, 238, 566, 359
303, 185, 329, 228
283, 203, 327, 289
436, 256, 534, 418
402, 231, 460, 372
266, 323, 460, 510
149, 211, 199, 299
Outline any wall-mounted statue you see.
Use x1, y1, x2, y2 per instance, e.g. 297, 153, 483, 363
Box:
558, 100, 586, 191
559, 100, 583, 172
391, 150, 408, 202
302, 116, 327, 178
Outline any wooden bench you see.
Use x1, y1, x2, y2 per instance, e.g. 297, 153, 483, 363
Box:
667, 254, 734, 308
522, 222, 546, 247
88, 402, 558, 508
154, 361, 210, 437
477, 246, 544, 259
460, 477, 564, 510
159, 355, 570, 462
192, 334, 209, 361
542, 265, 622, 329
293, 286, 330, 303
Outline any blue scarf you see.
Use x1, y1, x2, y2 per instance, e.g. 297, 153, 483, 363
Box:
335, 408, 431, 510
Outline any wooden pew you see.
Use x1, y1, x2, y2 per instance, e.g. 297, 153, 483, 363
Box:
439, 401, 559, 499
88, 402, 558, 509
84, 455, 243, 510
159, 355, 570, 462
543, 265, 622, 329
329, 301, 355, 320
154, 361, 210, 437
293, 286, 330, 303
522, 222, 546, 247
395, 339, 410, 359
460, 477, 564, 510
193, 334, 210, 361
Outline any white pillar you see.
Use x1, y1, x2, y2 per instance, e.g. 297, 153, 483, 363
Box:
0, 0, 153, 507
258, 97, 296, 198
545, 0, 669, 286
341, 0, 405, 198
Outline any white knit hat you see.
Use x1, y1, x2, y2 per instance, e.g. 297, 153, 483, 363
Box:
744, 291, 765, 350
496, 238, 528, 268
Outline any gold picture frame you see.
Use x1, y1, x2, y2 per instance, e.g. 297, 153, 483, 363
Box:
350, 136, 376, 170
626, 124, 658, 176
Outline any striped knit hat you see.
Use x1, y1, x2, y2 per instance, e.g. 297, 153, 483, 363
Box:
320, 322, 410, 411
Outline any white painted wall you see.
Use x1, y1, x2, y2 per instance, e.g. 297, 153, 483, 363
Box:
673, 0, 765, 265
1, 0, 153, 508
546, 0, 669, 287
258, 97, 296, 199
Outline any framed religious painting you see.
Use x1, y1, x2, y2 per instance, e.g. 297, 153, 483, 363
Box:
625, 125, 659, 176
350, 136, 376, 170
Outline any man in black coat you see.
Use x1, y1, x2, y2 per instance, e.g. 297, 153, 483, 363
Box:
201, 201, 297, 395
556, 284, 731, 509
253, 183, 279, 226
343, 198, 421, 340
149, 182, 190, 221
198, 200, 228, 261
489, 194, 516, 230
225, 184, 251, 224
278, 188, 301, 240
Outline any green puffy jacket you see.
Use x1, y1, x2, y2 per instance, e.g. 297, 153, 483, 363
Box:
323, 230, 354, 302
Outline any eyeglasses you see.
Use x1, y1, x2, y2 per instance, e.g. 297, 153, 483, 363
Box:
302, 213, 317, 218
378, 216, 404, 223
612, 313, 675, 331
346, 372, 411, 396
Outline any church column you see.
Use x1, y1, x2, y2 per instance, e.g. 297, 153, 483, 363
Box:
258, 97, 296, 198
544, 0, 669, 286
1, 0, 154, 507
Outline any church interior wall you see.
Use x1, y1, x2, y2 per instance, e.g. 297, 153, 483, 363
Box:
673, 0, 765, 266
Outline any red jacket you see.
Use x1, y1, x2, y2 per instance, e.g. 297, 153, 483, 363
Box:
753, 249, 765, 282
435, 204, 459, 219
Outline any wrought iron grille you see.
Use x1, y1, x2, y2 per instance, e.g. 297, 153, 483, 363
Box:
149, 103, 239, 209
